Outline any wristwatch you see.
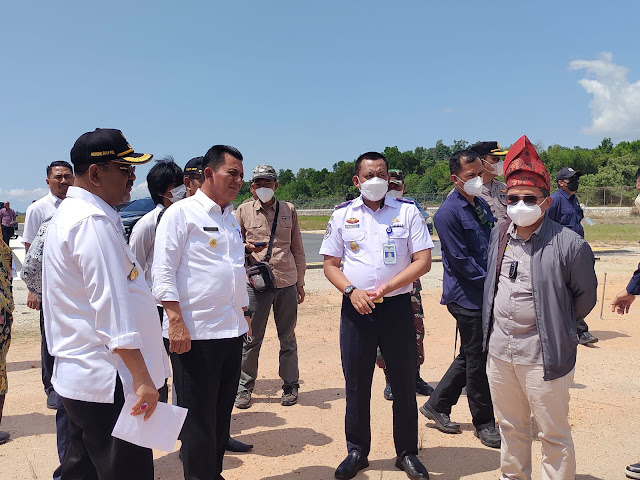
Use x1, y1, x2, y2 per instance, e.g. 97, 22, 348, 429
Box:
343, 285, 356, 297
244, 309, 253, 318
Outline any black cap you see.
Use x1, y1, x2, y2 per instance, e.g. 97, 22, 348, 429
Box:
470, 141, 508, 157
556, 167, 582, 180
184, 156, 204, 177
70, 128, 152, 166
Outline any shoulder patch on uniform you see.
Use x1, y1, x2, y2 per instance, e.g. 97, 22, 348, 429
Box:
395, 197, 414, 204
334, 200, 353, 210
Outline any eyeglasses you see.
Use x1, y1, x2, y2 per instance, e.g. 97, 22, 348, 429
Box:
117, 165, 136, 176
506, 194, 544, 206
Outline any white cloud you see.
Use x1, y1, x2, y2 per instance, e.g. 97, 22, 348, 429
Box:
0, 188, 50, 211
569, 52, 640, 139
129, 181, 149, 200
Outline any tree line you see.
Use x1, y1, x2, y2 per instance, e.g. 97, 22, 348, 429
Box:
236, 138, 640, 207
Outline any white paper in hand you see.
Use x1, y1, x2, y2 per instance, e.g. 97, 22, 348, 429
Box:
112, 394, 188, 452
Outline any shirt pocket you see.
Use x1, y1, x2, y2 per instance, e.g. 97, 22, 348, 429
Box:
460, 219, 487, 256
342, 229, 366, 256
279, 216, 292, 229
388, 228, 410, 256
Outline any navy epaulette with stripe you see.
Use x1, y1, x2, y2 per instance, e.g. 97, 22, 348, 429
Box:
334, 200, 353, 210
396, 197, 414, 204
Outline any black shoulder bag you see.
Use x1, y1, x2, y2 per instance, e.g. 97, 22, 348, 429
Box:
246, 201, 279, 292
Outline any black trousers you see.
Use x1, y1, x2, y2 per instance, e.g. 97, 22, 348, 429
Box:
60, 376, 154, 480
340, 293, 418, 458
170, 337, 243, 480
40, 309, 55, 395
576, 318, 589, 336
427, 303, 495, 429
1, 225, 13, 247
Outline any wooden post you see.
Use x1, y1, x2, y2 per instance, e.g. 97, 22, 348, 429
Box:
599, 272, 607, 320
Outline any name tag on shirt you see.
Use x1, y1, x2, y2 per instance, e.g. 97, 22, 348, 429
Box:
203, 227, 219, 232
383, 243, 396, 264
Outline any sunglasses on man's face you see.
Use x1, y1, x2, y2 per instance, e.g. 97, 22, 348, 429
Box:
117, 165, 136, 176
506, 194, 544, 206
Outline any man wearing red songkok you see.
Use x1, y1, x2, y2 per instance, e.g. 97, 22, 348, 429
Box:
481, 135, 598, 479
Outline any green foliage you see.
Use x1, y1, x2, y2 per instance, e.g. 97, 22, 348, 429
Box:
231, 138, 640, 208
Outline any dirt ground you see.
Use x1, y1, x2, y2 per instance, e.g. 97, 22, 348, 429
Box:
2, 249, 640, 480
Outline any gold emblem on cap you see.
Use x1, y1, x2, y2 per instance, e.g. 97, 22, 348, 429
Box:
349, 242, 359, 251
129, 265, 139, 281
209, 238, 217, 247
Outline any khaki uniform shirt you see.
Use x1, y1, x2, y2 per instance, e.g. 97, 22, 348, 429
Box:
236, 199, 306, 288
489, 222, 542, 365
480, 178, 507, 223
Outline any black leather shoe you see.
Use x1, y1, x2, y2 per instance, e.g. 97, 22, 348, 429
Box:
419, 402, 461, 434
46, 391, 59, 410
395, 454, 429, 479
626, 460, 640, 479
0, 431, 9, 445
226, 437, 253, 452
335, 451, 368, 479
383, 382, 393, 401
415, 377, 434, 396
579, 331, 599, 345
475, 426, 501, 448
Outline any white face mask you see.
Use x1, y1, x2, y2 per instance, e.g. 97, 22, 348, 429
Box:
255, 187, 275, 203
492, 160, 504, 176
164, 184, 186, 203
387, 189, 403, 199
358, 176, 388, 202
635, 194, 640, 214
507, 200, 545, 227
456, 175, 483, 196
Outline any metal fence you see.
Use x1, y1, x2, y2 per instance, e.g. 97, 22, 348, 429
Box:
286, 186, 639, 210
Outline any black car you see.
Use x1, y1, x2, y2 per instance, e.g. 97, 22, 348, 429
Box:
120, 197, 155, 241
406, 198, 434, 236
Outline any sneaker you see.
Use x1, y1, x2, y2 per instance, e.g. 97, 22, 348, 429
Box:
475, 426, 501, 448
0, 431, 9, 445
235, 390, 252, 409
626, 460, 640, 479
383, 382, 393, 401
46, 391, 59, 410
419, 402, 461, 434
579, 331, 599, 345
416, 377, 434, 396
281, 385, 298, 406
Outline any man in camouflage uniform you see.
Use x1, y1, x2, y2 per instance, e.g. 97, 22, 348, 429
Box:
376, 169, 433, 399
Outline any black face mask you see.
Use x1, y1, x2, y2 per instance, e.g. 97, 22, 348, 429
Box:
566, 177, 579, 192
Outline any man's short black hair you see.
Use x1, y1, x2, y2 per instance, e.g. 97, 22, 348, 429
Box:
449, 150, 481, 175
354, 152, 388, 175
47, 161, 73, 177
203, 145, 243, 171
147, 157, 184, 206
635, 166, 640, 180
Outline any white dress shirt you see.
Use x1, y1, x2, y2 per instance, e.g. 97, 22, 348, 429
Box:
152, 188, 249, 340
42, 186, 170, 403
320, 195, 434, 296
129, 204, 164, 289
22, 192, 62, 245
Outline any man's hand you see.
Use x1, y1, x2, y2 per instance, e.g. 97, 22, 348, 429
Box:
245, 242, 267, 254
130, 378, 160, 421
27, 291, 40, 310
367, 283, 389, 303
350, 288, 376, 315
297, 285, 305, 304
168, 316, 191, 354
611, 290, 636, 315
243, 308, 252, 337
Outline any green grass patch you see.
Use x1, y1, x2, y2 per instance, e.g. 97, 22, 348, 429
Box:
299, 215, 331, 231
585, 221, 640, 245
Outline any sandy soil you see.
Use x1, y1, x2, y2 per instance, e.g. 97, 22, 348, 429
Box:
2, 249, 640, 480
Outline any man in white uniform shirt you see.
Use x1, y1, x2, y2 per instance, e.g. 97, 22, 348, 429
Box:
320, 152, 433, 480
23, 160, 75, 409
42, 128, 169, 480
153, 145, 250, 480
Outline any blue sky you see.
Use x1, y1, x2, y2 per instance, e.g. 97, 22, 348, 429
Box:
2, 1, 639, 211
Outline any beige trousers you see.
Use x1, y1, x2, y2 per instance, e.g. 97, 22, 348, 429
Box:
487, 354, 575, 480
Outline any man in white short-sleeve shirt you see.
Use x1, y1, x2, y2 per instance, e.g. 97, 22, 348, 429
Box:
152, 145, 250, 480
43, 128, 169, 480
320, 151, 433, 480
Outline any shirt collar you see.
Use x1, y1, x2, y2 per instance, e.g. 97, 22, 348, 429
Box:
558, 188, 573, 200
351, 194, 398, 211
193, 188, 233, 214
253, 198, 277, 211
65, 186, 121, 226
48, 191, 63, 207
508, 221, 544, 241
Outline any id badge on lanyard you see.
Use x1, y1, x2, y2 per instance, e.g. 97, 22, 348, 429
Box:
383, 226, 396, 265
